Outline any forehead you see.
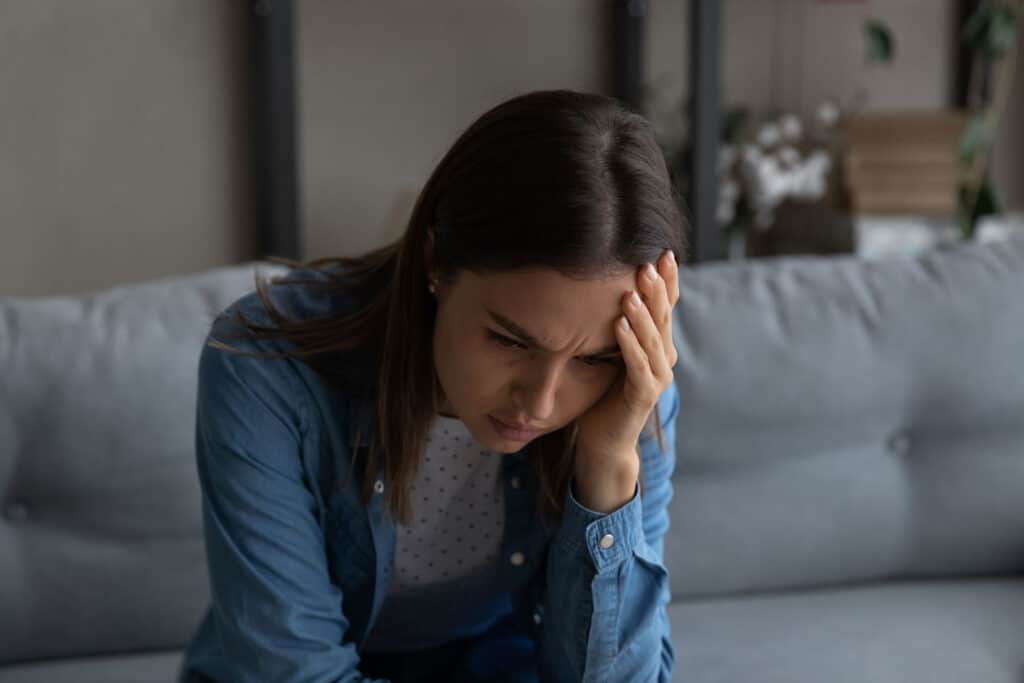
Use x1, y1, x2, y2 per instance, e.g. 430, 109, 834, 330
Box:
459, 267, 634, 332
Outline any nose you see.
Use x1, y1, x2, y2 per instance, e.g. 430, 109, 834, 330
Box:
512, 361, 560, 423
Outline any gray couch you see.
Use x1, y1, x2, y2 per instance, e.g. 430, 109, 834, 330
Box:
2, 238, 1022, 682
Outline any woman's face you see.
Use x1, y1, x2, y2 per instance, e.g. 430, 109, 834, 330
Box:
431, 267, 635, 453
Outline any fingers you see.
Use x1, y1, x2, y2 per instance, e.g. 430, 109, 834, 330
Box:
659, 249, 679, 308
613, 249, 680, 413
620, 288, 672, 389
657, 250, 680, 368
636, 251, 678, 370
614, 309, 658, 410
638, 262, 671, 330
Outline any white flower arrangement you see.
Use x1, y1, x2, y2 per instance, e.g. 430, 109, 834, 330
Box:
717, 103, 840, 233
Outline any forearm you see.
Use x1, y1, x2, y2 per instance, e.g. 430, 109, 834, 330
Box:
537, 476, 672, 682
572, 446, 640, 514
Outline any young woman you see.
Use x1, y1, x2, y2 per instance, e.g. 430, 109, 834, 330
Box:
178, 89, 686, 683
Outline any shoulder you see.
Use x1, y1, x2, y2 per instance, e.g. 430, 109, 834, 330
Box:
208, 262, 356, 352
199, 262, 370, 436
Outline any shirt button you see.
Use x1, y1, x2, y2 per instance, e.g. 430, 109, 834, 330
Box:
509, 551, 525, 566
599, 534, 615, 549
510, 476, 521, 489
373, 480, 385, 493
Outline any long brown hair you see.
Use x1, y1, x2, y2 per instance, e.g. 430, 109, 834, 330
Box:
211, 90, 688, 528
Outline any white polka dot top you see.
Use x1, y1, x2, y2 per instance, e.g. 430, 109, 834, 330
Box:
360, 413, 507, 653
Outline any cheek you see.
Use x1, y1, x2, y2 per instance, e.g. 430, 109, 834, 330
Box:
578, 370, 618, 404
448, 334, 507, 395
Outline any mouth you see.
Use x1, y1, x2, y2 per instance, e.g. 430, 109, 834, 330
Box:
487, 415, 544, 441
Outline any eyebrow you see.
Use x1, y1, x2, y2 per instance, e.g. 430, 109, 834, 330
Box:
485, 308, 622, 359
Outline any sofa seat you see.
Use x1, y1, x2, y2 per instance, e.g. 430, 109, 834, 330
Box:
8, 576, 1024, 683
0, 650, 183, 682
670, 576, 1024, 682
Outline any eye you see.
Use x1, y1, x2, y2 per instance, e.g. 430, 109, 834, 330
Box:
488, 330, 527, 349
579, 356, 620, 368
488, 329, 619, 367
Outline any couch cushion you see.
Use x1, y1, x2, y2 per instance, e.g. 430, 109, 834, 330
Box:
0, 650, 182, 683
666, 239, 1024, 598
669, 577, 1024, 683
0, 262, 286, 663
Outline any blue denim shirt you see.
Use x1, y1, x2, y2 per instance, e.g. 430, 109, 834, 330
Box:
178, 266, 678, 682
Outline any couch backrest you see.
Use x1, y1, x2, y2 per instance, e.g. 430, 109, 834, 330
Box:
0, 262, 286, 664
5, 242, 1023, 657
665, 239, 1024, 599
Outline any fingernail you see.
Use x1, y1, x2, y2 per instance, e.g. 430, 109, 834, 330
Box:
644, 263, 658, 281
629, 291, 642, 307
662, 249, 674, 265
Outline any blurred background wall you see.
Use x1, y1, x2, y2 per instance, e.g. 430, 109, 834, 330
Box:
1, 1, 254, 297
2, 0, 1021, 296
993, 34, 1024, 210
298, 1, 610, 261
647, 0, 955, 123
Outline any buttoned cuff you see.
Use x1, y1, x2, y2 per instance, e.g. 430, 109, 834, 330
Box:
555, 476, 645, 572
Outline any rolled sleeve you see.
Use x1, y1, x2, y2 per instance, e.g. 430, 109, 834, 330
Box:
556, 477, 645, 573
536, 381, 679, 683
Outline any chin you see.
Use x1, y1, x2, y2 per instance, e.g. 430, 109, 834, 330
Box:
467, 421, 513, 452
460, 414, 534, 453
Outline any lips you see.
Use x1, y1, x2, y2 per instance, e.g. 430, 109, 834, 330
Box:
488, 414, 544, 441
492, 415, 542, 431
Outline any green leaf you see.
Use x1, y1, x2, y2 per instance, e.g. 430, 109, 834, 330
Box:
963, 3, 1019, 58
975, 175, 1006, 218
957, 111, 994, 165
958, 175, 1006, 239
864, 19, 895, 64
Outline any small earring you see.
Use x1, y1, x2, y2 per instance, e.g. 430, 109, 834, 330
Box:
427, 281, 437, 295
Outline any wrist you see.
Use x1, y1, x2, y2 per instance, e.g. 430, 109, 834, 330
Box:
572, 448, 639, 514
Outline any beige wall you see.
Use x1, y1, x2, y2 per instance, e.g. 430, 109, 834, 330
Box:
789, 0, 954, 115
2, 1, 1018, 295
647, 0, 955, 123
296, 1, 610, 260
0, 1, 252, 297
992, 39, 1024, 212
